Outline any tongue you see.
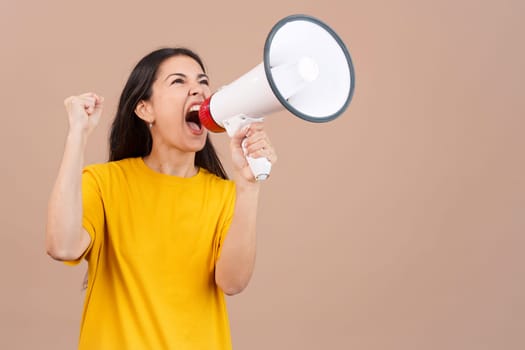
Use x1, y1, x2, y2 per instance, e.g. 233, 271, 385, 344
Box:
187, 121, 201, 131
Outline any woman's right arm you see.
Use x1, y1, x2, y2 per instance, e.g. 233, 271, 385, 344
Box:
46, 93, 104, 261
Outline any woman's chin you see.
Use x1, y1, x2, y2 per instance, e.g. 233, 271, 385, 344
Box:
189, 138, 208, 153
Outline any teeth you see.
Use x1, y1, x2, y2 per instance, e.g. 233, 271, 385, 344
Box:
189, 105, 201, 112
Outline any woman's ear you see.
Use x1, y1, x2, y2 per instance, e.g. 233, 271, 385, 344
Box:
135, 101, 154, 124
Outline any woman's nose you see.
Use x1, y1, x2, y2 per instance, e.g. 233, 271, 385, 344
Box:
189, 82, 204, 96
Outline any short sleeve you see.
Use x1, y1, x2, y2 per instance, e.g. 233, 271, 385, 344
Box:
64, 166, 105, 266
214, 181, 236, 263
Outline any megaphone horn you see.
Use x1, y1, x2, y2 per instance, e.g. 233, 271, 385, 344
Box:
199, 14, 356, 181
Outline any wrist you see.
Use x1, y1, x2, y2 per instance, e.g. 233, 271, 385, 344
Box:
66, 128, 89, 147
234, 177, 261, 195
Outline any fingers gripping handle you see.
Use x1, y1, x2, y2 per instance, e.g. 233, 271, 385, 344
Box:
223, 115, 272, 181
244, 146, 272, 181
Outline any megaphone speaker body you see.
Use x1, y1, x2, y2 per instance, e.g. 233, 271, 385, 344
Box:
199, 14, 355, 180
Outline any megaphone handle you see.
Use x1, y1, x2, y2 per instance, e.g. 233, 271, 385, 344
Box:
222, 115, 272, 181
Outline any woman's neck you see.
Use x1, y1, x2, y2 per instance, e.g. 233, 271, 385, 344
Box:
143, 148, 198, 178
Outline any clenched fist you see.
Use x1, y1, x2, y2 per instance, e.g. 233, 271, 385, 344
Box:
63, 92, 104, 137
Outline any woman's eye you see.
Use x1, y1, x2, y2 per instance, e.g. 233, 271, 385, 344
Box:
171, 78, 184, 85
200, 80, 209, 86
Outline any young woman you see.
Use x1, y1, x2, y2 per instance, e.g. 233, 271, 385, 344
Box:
46, 47, 277, 349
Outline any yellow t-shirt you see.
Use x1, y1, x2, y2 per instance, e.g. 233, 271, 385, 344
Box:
67, 157, 236, 349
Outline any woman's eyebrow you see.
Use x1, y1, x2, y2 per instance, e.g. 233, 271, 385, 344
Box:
164, 73, 209, 81
164, 73, 186, 81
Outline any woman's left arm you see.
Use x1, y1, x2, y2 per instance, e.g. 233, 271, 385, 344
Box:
215, 122, 277, 296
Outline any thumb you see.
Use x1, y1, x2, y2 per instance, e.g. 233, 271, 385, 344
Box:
87, 95, 104, 116
231, 125, 250, 150
93, 95, 104, 111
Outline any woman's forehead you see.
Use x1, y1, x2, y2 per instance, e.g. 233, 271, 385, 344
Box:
158, 55, 204, 77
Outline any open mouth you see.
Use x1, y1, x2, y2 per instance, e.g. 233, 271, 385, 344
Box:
185, 105, 202, 132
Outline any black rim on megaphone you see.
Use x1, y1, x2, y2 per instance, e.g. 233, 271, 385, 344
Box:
264, 14, 355, 123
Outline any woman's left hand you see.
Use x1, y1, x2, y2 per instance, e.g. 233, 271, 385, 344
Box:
230, 122, 277, 185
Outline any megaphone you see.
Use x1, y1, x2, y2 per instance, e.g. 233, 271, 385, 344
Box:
199, 14, 355, 181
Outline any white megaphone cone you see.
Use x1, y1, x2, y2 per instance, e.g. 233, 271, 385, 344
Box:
199, 14, 355, 181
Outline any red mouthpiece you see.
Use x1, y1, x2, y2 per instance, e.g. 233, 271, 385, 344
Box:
198, 96, 226, 133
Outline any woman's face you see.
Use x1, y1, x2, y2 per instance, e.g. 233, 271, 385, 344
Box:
147, 55, 211, 153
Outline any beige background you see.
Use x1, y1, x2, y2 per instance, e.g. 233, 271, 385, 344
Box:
1, 0, 524, 349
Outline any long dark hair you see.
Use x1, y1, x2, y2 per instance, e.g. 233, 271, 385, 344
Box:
109, 47, 228, 179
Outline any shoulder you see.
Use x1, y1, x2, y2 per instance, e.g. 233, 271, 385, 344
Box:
200, 169, 236, 194
200, 169, 234, 185
83, 158, 140, 180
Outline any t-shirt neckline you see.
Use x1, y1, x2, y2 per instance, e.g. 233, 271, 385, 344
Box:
134, 157, 205, 185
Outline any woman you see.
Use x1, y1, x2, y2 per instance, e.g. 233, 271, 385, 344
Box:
45, 47, 277, 349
